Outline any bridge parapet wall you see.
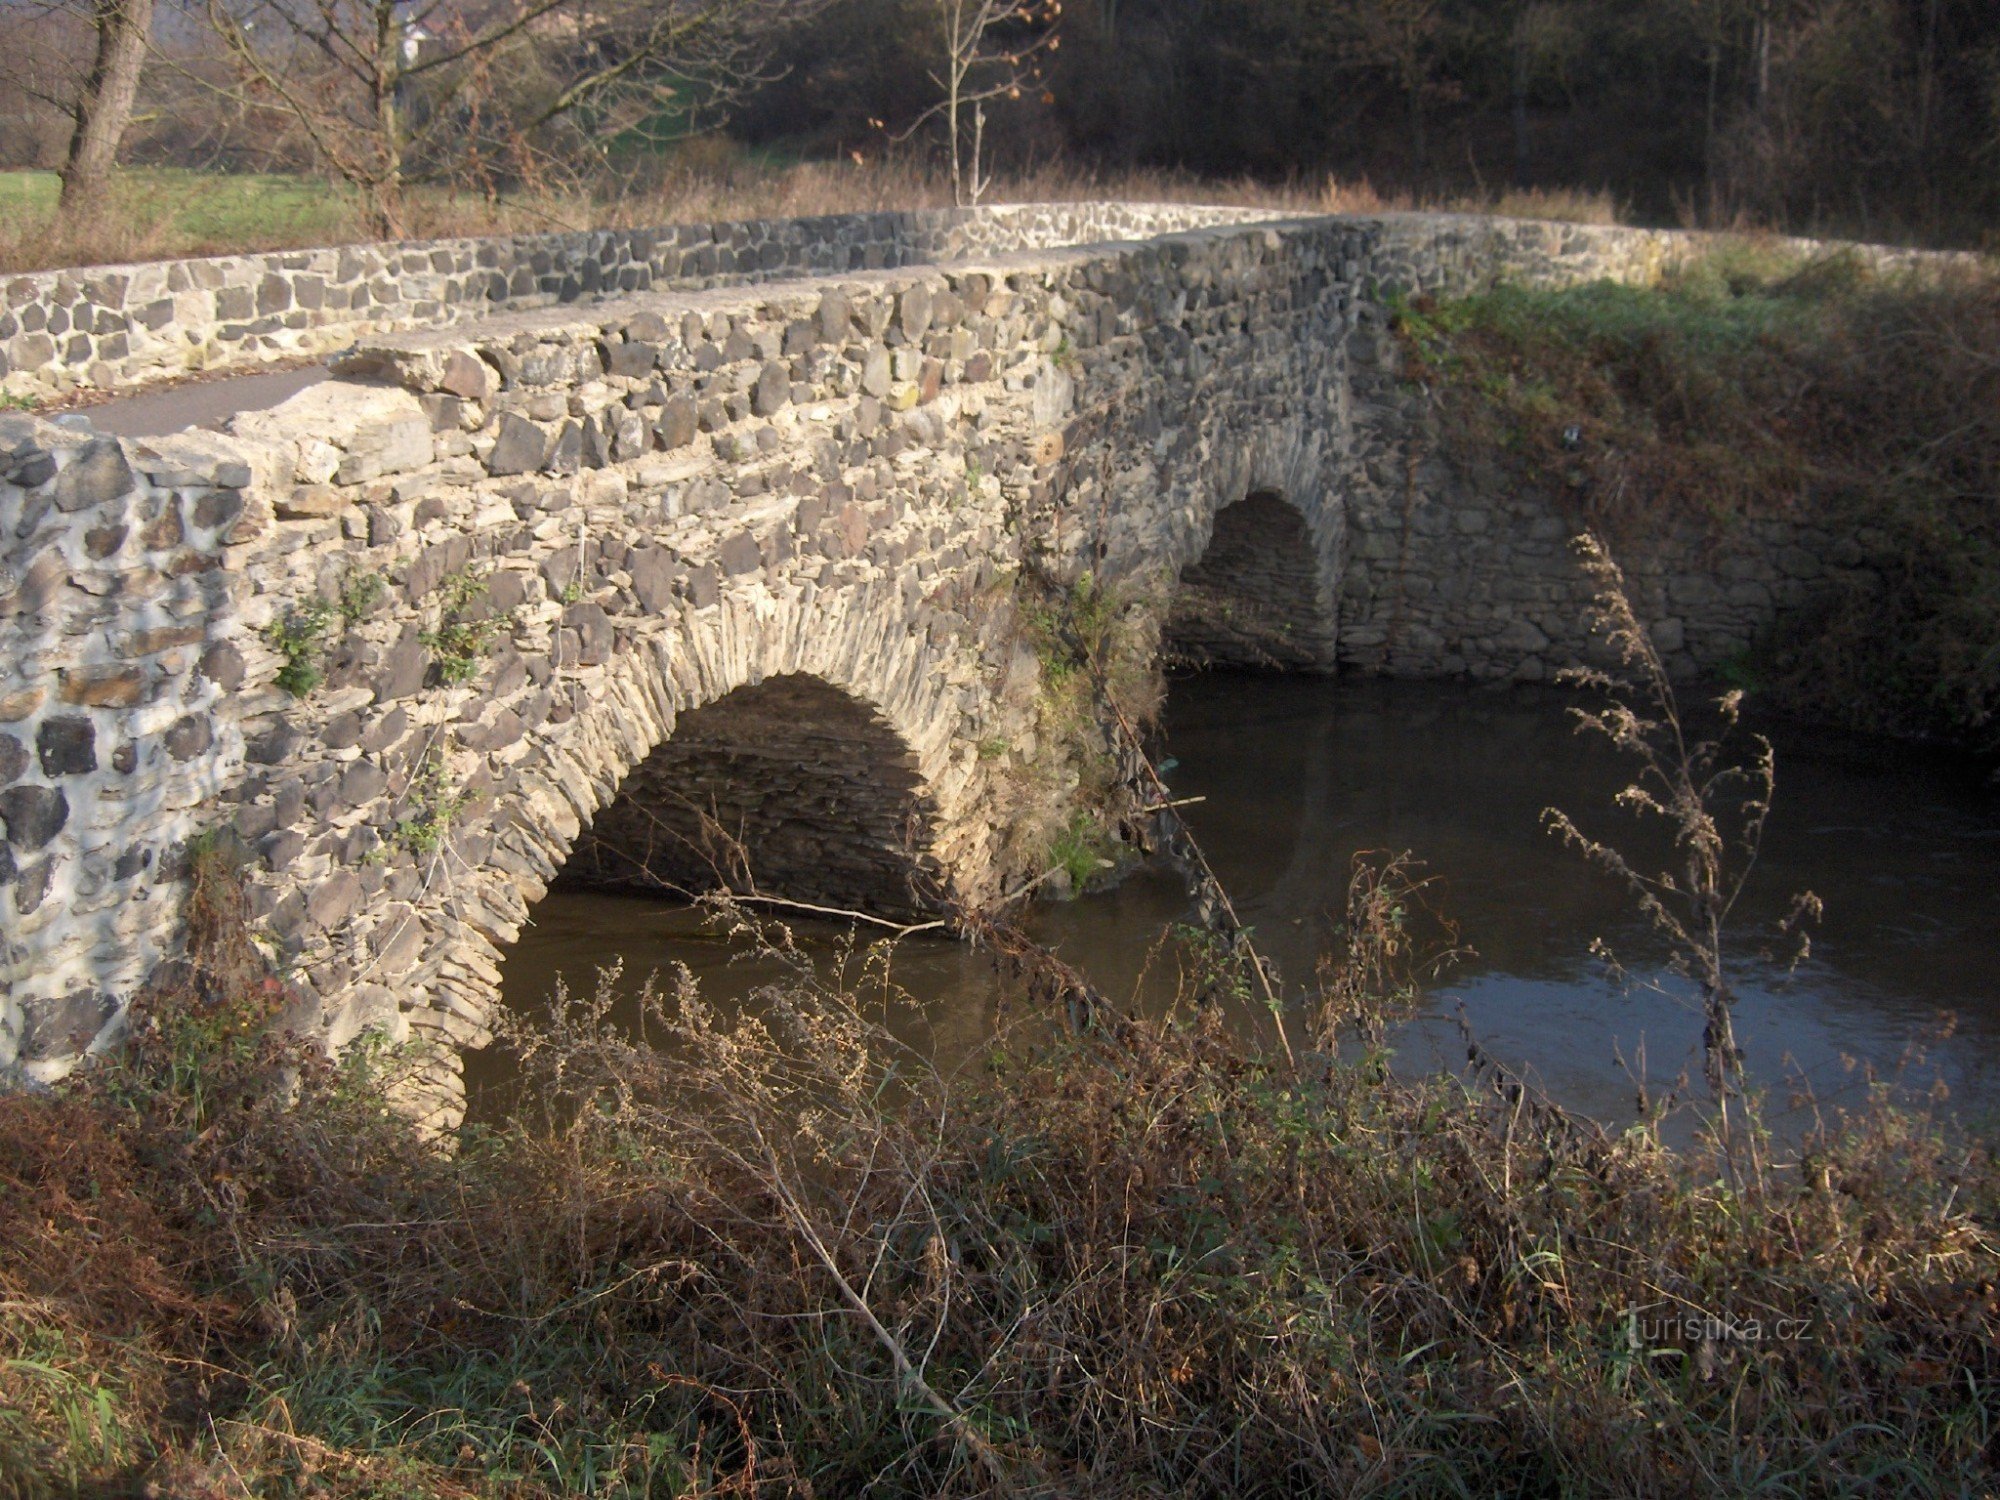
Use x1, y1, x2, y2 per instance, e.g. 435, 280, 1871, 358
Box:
0, 202, 1290, 405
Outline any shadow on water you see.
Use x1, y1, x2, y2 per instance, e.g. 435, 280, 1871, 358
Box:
477, 674, 2000, 1140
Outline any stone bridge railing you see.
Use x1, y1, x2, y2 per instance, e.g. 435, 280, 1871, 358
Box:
0, 206, 1908, 1109
0, 202, 1294, 404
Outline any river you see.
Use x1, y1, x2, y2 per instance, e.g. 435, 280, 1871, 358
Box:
477, 674, 2000, 1136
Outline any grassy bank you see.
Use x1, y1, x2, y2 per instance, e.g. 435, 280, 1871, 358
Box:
1394, 248, 2000, 755
0, 155, 1619, 276
3, 839, 1995, 1498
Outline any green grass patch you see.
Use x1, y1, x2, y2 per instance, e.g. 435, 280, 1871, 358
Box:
0, 168, 357, 256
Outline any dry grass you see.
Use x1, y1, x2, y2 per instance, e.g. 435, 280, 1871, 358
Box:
1, 830, 1994, 1498
0, 147, 1621, 275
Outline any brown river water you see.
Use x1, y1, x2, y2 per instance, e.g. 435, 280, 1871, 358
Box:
474, 675, 2000, 1137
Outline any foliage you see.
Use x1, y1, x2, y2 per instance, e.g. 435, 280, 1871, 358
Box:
262, 597, 338, 698
420, 569, 504, 688
259, 571, 383, 698
1, 860, 1995, 1497
337, 570, 385, 625
1045, 808, 1113, 891
1397, 251, 2000, 753
388, 753, 474, 858
1019, 568, 1126, 703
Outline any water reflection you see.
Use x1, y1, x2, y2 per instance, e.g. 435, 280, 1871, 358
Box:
481, 675, 2000, 1135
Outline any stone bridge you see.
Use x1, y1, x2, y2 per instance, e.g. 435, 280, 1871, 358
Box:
0, 202, 1881, 1106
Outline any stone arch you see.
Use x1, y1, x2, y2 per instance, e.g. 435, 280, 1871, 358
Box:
1160, 418, 1346, 673
557, 672, 938, 915
320, 579, 993, 1112
1164, 491, 1341, 670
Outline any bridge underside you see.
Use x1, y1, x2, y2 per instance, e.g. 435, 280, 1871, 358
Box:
1164, 492, 1339, 672
557, 675, 937, 918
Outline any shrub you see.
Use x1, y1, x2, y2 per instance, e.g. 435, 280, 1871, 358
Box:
2, 857, 1995, 1496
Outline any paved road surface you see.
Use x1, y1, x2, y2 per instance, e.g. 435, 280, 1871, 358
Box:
74, 365, 331, 439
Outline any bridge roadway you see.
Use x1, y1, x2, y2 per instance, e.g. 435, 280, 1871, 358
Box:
68, 365, 331, 440
2, 204, 1831, 1116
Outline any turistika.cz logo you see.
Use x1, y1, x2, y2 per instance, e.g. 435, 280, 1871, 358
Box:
1621, 1305, 1813, 1345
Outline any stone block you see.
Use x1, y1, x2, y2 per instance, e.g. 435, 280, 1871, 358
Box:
486, 413, 548, 476
50, 438, 134, 512
59, 665, 145, 708
606, 340, 660, 379
0, 784, 67, 849
36, 716, 95, 776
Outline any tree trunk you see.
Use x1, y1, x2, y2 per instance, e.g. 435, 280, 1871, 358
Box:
1407, 79, 1427, 175
369, 0, 407, 238
947, 80, 963, 206
1510, 10, 1531, 188
363, 177, 405, 240
57, 0, 155, 223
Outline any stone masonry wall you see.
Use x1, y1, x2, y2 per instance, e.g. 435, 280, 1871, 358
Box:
0, 202, 1289, 404
1329, 217, 1891, 682
0, 211, 1366, 1112
2, 207, 1934, 1108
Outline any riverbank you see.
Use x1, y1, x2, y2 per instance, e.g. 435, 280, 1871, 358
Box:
1394, 244, 2000, 758
3, 838, 1995, 1498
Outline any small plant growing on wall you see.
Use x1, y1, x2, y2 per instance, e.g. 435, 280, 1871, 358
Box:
264, 598, 339, 697
390, 753, 474, 857
263, 568, 387, 698
339, 571, 385, 625
422, 568, 508, 687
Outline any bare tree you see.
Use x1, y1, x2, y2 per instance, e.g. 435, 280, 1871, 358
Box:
898, 0, 1060, 206
199, 0, 823, 237
0, 0, 156, 220
62, 0, 155, 216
